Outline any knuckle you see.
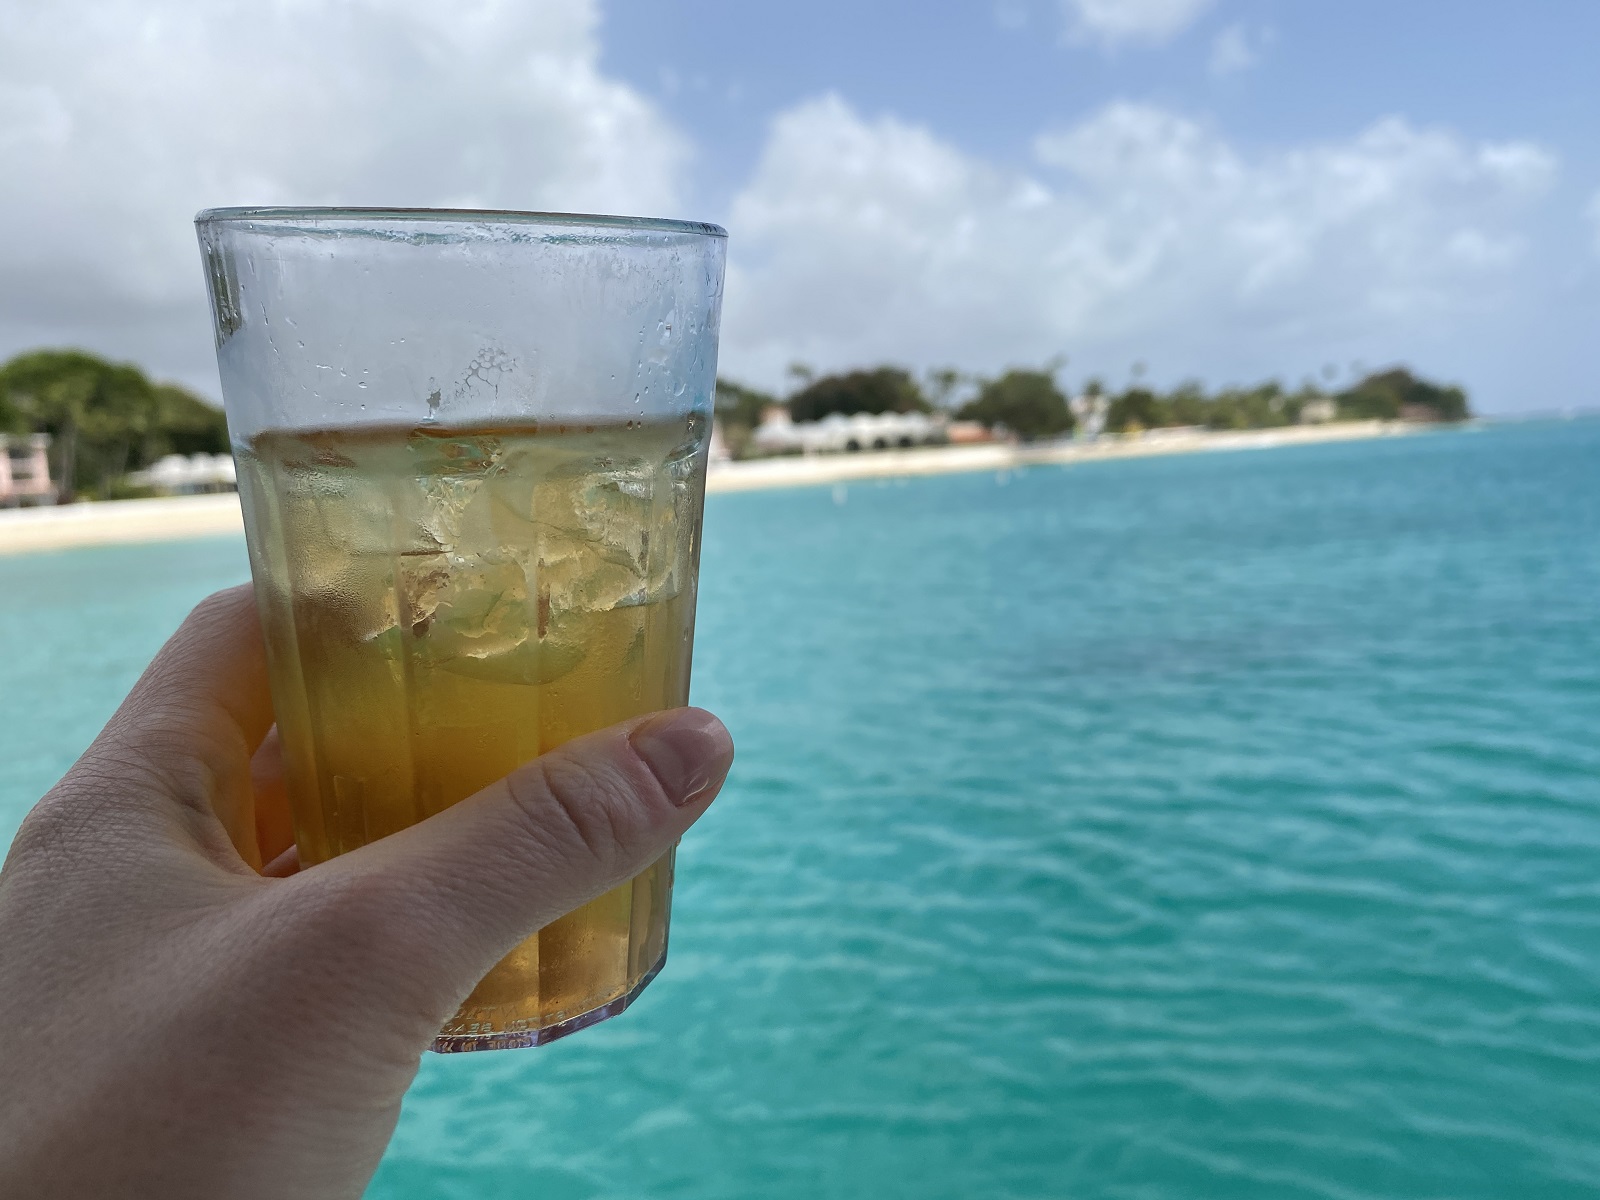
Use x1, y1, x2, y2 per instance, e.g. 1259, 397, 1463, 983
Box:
88, 726, 217, 817
8, 771, 139, 866
188, 585, 252, 629
130, 588, 252, 700
8, 796, 72, 865
508, 754, 643, 879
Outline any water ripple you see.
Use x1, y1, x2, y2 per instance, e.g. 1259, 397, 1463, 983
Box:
4, 423, 1600, 1198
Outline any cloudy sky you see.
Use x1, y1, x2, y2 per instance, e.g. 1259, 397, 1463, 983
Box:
2, 0, 1597, 412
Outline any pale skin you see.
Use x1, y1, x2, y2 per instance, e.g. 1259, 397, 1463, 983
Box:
0, 585, 734, 1198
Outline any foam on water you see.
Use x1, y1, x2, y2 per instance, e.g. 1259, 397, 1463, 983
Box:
2, 420, 1598, 1197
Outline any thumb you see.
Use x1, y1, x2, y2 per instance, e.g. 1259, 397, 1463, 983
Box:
322, 707, 733, 982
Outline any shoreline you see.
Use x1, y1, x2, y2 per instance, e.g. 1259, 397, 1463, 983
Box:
705, 418, 1414, 493
0, 420, 1415, 556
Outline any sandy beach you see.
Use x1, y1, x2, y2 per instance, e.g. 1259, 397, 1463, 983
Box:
0, 419, 1413, 556
0, 492, 245, 557
703, 418, 1412, 493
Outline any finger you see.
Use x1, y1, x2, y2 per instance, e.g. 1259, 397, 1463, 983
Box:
250, 728, 296, 869
322, 707, 733, 980
262, 844, 301, 878
85, 584, 274, 863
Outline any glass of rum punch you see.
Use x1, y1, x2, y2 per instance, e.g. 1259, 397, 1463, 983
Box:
196, 208, 726, 1050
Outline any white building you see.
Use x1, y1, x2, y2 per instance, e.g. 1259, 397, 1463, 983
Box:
1070, 393, 1108, 440
709, 420, 733, 463
129, 453, 238, 495
751, 409, 946, 456
0, 433, 56, 506
1299, 397, 1338, 424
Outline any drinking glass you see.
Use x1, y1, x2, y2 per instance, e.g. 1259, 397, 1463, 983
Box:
196, 207, 726, 1050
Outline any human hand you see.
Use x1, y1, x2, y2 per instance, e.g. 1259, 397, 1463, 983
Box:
0, 585, 733, 1199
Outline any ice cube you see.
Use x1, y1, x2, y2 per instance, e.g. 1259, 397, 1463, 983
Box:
403, 430, 503, 552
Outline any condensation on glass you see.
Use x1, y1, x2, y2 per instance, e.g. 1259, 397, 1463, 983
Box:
197, 208, 726, 1050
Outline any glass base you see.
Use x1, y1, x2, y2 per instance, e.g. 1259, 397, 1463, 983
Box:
430, 946, 668, 1053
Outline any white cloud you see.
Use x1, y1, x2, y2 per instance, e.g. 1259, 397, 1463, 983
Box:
720, 95, 1556, 390
0, 0, 688, 393
1061, 0, 1213, 46
1209, 23, 1265, 75
1476, 143, 1559, 194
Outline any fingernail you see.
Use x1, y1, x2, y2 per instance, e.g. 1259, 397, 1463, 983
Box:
629, 709, 734, 807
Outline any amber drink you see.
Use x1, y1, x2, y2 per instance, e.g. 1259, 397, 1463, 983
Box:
237, 419, 706, 1045
197, 208, 727, 1050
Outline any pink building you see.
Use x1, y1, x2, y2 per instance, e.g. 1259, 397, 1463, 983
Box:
0, 433, 56, 506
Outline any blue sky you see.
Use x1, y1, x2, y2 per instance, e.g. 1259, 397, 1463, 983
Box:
597, 0, 1600, 411
600, 0, 1600, 209
0, 0, 1596, 413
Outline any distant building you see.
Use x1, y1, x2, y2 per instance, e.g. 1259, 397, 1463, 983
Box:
0, 433, 56, 507
946, 420, 997, 445
709, 420, 732, 463
751, 409, 946, 456
750, 406, 796, 454
1299, 397, 1338, 424
1399, 402, 1443, 423
128, 453, 238, 495
1070, 392, 1109, 439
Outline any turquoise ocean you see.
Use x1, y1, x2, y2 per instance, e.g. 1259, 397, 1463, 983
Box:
2, 419, 1598, 1198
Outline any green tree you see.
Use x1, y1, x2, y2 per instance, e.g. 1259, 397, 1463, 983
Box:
0, 349, 228, 500
1164, 380, 1208, 427
1281, 382, 1325, 424
1205, 382, 1290, 431
1104, 387, 1164, 434
1337, 367, 1469, 422
787, 367, 929, 423
150, 384, 231, 456
713, 378, 778, 459
714, 379, 775, 430
924, 367, 967, 410
957, 369, 1074, 440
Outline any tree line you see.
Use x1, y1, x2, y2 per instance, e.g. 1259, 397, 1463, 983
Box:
717, 364, 1470, 458
0, 349, 229, 501
0, 347, 1473, 497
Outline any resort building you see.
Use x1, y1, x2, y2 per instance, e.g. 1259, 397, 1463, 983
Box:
1070, 392, 1109, 439
0, 433, 56, 506
709, 420, 732, 463
946, 420, 997, 445
751, 408, 947, 456
1299, 397, 1338, 424
128, 452, 238, 495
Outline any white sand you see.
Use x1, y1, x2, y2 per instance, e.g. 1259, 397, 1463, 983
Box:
0, 420, 1412, 556
0, 493, 244, 556
704, 419, 1411, 494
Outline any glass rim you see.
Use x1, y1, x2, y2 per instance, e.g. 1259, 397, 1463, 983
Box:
194, 206, 727, 240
